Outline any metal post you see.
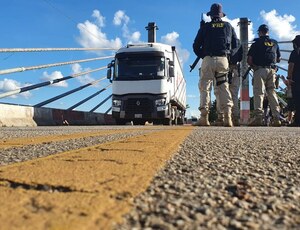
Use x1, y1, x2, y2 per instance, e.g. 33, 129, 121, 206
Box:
145, 22, 158, 43
239, 18, 251, 125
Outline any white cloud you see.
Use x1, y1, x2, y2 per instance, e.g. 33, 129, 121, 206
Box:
77, 20, 122, 50
42, 71, 68, 87
127, 31, 141, 43
259, 10, 300, 61
113, 10, 141, 44
92, 10, 105, 27
113, 10, 129, 26
161, 31, 179, 45
161, 31, 190, 66
71, 63, 99, 87
260, 10, 299, 41
77, 10, 122, 50
0, 78, 32, 99
223, 17, 255, 42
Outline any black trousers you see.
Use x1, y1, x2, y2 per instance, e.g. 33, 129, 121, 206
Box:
292, 83, 300, 125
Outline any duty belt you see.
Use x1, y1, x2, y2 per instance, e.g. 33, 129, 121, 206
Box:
257, 66, 271, 68
208, 54, 227, 57
257, 65, 276, 69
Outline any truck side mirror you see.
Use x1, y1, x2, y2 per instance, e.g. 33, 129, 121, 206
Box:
107, 61, 114, 82
169, 61, 175, 78
107, 68, 112, 80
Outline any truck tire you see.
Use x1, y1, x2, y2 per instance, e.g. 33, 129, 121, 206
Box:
163, 104, 172, 126
163, 118, 172, 126
177, 116, 185, 125
173, 107, 178, 125
177, 110, 185, 125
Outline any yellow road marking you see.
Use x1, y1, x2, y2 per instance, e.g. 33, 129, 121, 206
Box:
0, 126, 193, 230
0, 129, 143, 149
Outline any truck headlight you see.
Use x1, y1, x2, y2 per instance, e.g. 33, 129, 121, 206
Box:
113, 99, 122, 106
155, 98, 166, 106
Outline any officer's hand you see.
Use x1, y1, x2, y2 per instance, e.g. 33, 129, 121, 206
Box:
283, 79, 289, 86
276, 57, 281, 63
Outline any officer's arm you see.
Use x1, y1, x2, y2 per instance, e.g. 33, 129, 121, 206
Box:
276, 44, 281, 63
193, 28, 204, 57
231, 26, 238, 50
287, 62, 294, 81
247, 44, 256, 67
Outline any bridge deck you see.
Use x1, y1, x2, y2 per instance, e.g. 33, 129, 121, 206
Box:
0, 126, 299, 229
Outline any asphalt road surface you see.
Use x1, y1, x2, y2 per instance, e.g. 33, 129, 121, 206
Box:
0, 126, 299, 230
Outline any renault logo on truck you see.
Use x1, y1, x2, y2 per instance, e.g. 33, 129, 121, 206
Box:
136, 100, 141, 106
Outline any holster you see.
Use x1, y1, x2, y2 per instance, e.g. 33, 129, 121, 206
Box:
215, 73, 228, 86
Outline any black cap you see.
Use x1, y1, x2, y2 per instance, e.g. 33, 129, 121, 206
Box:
207, 3, 226, 18
258, 24, 269, 33
292, 35, 300, 46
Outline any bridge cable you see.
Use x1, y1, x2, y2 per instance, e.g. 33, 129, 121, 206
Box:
105, 107, 112, 114
0, 66, 107, 99
34, 76, 107, 107
67, 84, 112, 111
89, 95, 112, 112
0, 56, 113, 75
0, 48, 117, 52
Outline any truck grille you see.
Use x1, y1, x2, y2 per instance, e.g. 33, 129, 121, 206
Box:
125, 98, 153, 115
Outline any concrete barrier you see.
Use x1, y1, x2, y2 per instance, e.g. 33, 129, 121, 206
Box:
0, 104, 37, 127
0, 103, 114, 127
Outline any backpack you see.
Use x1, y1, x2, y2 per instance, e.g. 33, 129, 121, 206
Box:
261, 38, 277, 65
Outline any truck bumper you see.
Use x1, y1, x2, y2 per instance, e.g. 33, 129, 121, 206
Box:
111, 94, 169, 120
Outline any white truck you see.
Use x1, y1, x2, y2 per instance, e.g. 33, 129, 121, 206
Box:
107, 22, 186, 125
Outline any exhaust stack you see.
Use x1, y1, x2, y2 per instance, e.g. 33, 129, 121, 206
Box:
145, 22, 158, 43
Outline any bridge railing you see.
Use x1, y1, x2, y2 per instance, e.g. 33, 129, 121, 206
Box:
0, 47, 116, 114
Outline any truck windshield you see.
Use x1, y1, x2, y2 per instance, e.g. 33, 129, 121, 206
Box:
116, 56, 165, 80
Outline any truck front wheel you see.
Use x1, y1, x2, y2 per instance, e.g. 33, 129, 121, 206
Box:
163, 118, 172, 126
162, 104, 173, 125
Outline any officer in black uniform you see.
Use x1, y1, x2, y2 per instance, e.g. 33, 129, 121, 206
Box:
287, 35, 300, 126
247, 24, 281, 126
193, 3, 238, 127
214, 39, 243, 126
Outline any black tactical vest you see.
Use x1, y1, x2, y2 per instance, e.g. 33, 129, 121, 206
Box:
202, 19, 233, 56
253, 36, 278, 66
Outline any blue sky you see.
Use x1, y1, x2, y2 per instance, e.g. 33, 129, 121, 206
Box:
0, 0, 300, 117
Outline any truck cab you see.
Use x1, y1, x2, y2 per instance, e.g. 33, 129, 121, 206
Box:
107, 23, 186, 125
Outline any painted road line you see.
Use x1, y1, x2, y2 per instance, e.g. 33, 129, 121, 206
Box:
0, 126, 193, 230
0, 129, 145, 149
